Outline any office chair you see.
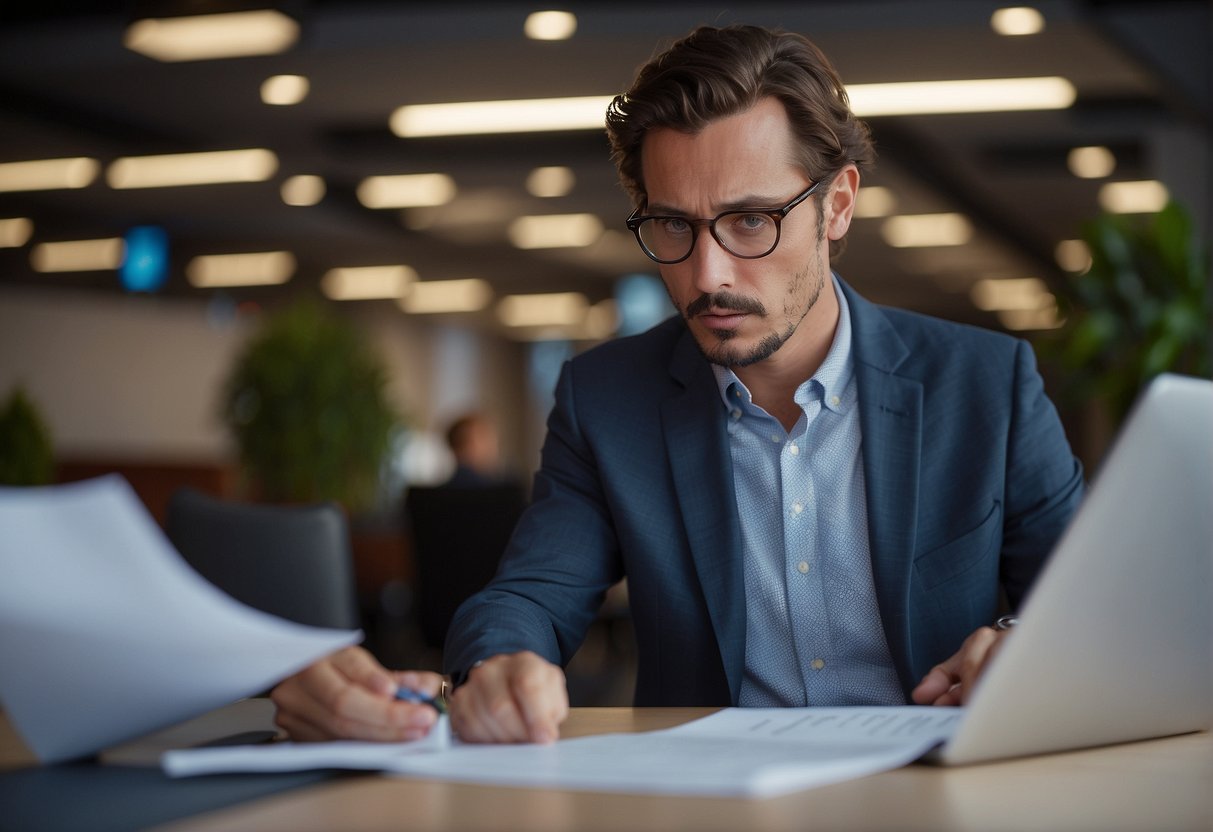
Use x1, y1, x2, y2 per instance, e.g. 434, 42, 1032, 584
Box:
403, 482, 528, 649
164, 488, 360, 630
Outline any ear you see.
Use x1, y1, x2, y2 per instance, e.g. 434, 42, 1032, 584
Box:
825, 164, 860, 242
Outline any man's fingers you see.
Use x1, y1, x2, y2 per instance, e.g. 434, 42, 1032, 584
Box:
450, 652, 567, 744
392, 670, 445, 698
910, 665, 956, 705
329, 645, 396, 697
955, 628, 999, 704
449, 658, 529, 743
511, 660, 568, 744
911, 626, 1009, 706
271, 649, 438, 741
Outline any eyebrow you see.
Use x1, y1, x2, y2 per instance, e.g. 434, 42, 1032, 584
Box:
643, 194, 789, 216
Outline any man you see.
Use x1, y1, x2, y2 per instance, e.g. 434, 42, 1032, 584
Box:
442, 411, 507, 487
271, 24, 1084, 745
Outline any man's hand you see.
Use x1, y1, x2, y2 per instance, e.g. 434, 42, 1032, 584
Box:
911, 626, 1010, 706
270, 646, 443, 741
448, 651, 568, 744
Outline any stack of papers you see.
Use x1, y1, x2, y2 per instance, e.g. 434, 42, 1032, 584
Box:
0, 476, 361, 764
164, 707, 960, 798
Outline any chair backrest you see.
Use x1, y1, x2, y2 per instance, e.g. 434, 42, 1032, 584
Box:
165, 488, 360, 630
404, 482, 528, 648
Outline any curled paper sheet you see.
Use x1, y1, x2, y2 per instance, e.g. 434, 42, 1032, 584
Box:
0, 476, 360, 764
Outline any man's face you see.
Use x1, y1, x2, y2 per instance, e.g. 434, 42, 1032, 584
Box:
639, 97, 853, 369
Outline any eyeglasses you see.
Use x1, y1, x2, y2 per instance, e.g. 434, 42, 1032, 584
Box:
625, 181, 821, 265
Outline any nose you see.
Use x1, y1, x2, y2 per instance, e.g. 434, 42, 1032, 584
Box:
686, 226, 736, 296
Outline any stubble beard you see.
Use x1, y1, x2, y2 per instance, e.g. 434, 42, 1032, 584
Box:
681, 257, 826, 369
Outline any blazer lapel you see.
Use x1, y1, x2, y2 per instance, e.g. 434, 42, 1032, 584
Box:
661, 328, 746, 703
843, 282, 924, 694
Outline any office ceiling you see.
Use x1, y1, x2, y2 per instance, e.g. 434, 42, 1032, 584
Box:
0, 1, 1208, 338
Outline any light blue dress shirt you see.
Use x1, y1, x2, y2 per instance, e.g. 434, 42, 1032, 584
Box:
713, 276, 905, 707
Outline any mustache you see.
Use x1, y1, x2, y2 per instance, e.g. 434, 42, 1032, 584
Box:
685, 291, 767, 318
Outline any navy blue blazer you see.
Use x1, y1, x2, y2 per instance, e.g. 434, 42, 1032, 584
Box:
445, 279, 1085, 705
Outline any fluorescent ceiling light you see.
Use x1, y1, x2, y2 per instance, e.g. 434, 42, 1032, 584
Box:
261, 74, 309, 106
391, 95, 614, 138
498, 292, 589, 328
187, 251, 295, 288
1055, 239, 1092, 273
357, 173, 456, 208
847, 77, 1075, 116
0, 157, 99, 192
390, 77, 1073, 139
527, 166, 576, 198
1099, 180, 1169, 214
504, 298, 617, 342
881, 213, 973, 247
509, 213, 603, 249
525, 10, 577, 41
1067, 146, 1116, 179
124, 10, 299, 62
970, 277, 1062, 331
852, 186, 897, 218
998, 306, 1063, 331
991, 7, 1046, 36
398, 279, 493, 314
970, 277, 1052, 311
321, 265, 415, 300
107, 149, 277, 189
30, 238, 124, 273
280, 174, 325, 206
0, 218, 34, 248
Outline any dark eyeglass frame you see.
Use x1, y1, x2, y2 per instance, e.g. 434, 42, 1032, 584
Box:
625, 180, 822, 265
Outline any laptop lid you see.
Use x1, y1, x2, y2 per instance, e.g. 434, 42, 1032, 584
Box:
938, 373, 1213, 765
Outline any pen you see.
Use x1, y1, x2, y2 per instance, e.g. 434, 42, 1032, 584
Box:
395, 686, 448, 714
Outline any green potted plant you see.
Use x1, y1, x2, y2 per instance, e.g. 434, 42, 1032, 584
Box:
1047, 200, 1211, 427
0, 385, 55, 486
222, 298, 401, 512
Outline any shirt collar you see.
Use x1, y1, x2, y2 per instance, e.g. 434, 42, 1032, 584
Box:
711, 273, 854, 416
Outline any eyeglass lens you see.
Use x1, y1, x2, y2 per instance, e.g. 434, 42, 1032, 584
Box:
636, 212, 779, 263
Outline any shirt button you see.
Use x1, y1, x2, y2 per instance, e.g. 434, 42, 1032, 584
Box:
811, 658, 825, 670
830, 395, 841, 406
788, 444, 800, 456
770, 434, 781, 443
730, 408, 742, 420
792, 502, 803, 515
796, 560, 809, 574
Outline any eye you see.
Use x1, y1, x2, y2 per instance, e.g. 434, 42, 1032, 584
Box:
657, 217, 691, 235
727, 213, 774, 235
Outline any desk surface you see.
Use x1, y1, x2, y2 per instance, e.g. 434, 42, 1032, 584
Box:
5, 708, 1211, 832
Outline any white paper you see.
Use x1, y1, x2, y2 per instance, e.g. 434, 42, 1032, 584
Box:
0, 476, 361, 763
388, 707, 961, 798
162, 715, 451, 776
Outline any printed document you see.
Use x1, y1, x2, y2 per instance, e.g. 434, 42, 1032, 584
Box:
0, 476, 360, 764
389, 707, 961, 797
163, 706, 959, 798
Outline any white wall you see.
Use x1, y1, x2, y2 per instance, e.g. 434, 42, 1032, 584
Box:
0, 288, 251, 460
0, 287, 534, 472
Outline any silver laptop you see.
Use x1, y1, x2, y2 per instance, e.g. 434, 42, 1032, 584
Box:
936, 372, 1213, 765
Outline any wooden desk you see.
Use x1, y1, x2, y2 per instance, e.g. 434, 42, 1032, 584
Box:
159, 709, 1209, 832
5, 709, 1210, 831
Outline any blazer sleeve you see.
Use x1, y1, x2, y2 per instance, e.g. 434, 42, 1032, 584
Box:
443, 359, 625, 683
999, 339, 1086, 606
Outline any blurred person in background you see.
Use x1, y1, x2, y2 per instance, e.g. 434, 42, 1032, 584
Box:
442, 412, 508, 487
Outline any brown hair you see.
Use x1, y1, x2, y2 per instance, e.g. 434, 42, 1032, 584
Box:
605, 25, 875, 257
